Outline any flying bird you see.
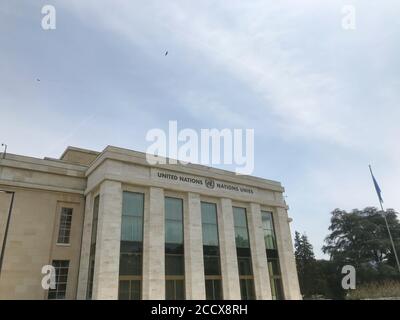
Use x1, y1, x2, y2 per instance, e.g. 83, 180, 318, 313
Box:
165, 51, 168, 56
36, 78, 40, 82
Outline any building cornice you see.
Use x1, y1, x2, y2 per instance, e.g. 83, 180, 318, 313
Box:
86, 145, 285, 193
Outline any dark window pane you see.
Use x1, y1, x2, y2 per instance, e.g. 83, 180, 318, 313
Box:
165, 280, 185, 300
166, 280, 175, 300
213, 280, 223, 300
204, 256, 221, 276
119, 253, 142, 276
130, 280, 141, 300
268, 259, 281, 276
165, 254, 184, 276
270, 277, 284, 300
268, 257, 284, 300
48, 260, 69, 300
165, 243, 184, 254
175, 280, 185, 300
57, 207, 73, 244
238, 257, 253, 276
91, 196, 100, 245
87, 195, 100, 300
205, 280, 214, 300
118, 280, 130, 300
239, 279, 255, 300
205, 279, 222, 300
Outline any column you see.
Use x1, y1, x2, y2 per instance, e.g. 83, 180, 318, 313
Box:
184, 193, 205, 299
247, 203, 272, 299
77, 192, 93, 299
274, 207, 302, 300
218, 198, 241, 300
142, 187, 165, 299
92, 180, 123, 300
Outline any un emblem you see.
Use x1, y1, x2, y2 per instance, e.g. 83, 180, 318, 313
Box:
205, 179, 215, 189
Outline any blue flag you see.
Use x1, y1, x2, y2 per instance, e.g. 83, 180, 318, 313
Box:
369, 165, 383, 204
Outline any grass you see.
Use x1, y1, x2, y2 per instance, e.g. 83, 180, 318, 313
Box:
347, 280, 400, 300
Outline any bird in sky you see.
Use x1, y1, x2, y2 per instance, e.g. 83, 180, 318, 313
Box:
165, 51, 168, 56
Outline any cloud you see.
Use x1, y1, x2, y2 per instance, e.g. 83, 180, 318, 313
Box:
1, 0, 399, 257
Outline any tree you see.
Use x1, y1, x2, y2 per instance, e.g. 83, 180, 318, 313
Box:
322, 207, 400, 284
294, 231, 322, 298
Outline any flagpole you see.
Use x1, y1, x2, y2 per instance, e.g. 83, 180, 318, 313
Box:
369, 165, 400, 273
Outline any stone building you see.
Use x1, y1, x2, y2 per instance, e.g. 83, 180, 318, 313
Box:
0, 146, 301, 300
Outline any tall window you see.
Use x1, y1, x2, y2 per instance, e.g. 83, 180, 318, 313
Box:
201, 202, 223, 300
57, 207, 73, 244
262, 211, 284, 300
233, 207, 255, 300
48, 260, 69, 299
87, 195, 99, 299
119, 192, 144, 300
165, 197, 185, 300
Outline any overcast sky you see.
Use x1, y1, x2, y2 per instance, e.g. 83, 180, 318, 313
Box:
1, 1, 399, 258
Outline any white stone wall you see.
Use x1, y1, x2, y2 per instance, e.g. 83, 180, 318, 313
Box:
92, 180, 122, 300
247, 203, 273, 299
76, 192, 93, 299
218, 198, 241, 299
184, 193, 205, 299
274, 207, 302, 300
142, 187, 165, 299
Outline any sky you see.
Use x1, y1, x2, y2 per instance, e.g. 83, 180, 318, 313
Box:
1, 1, 399, 258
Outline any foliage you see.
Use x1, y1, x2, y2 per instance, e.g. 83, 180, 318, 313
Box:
294, 231, 327, 298
347, 280, 400, 300
322, 207, 400, 270
295, 207, 400, 299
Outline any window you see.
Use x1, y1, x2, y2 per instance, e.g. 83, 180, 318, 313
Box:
166, 279, 185, 300
233, 207, 255, 300
240, 279, 255, 301
57, 207, 73, 244
165, 197, 185, 300
261, 211, 284, 300
261, 211, 277, 250
119, 192, 144, 300
205, 279, 222, 300
201, 202, 223, 300
87, 195, 99, 299
48, 260, 69, 299
268, 258, 284, 300
119, 280, 141, 300
233, 207, 250, 248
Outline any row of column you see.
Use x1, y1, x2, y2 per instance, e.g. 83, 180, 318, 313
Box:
77, 180, 301, 300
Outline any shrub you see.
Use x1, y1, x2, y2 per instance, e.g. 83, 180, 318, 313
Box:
347, 281, 400, 300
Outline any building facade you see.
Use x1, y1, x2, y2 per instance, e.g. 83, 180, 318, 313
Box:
0, 146, 301, 300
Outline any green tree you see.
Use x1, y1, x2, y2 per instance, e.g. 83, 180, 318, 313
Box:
322, 207, 400, 284
294, 231, 322, 298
